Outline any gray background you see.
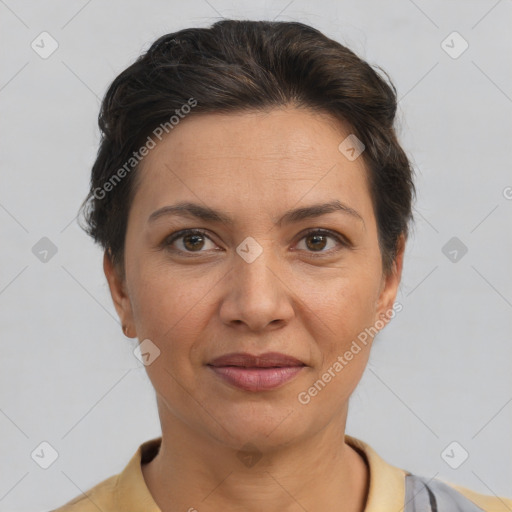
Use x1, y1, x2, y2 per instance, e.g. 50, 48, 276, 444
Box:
1, 1, 511, 510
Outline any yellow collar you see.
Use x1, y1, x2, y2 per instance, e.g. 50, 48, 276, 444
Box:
115, 434, 408, 511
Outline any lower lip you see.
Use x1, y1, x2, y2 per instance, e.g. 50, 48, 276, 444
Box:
208, 365, 304, 391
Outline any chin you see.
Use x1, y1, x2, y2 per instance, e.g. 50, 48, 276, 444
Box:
205, 401, 307, 449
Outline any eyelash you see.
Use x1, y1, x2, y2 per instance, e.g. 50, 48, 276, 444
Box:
162, 228, 350, 257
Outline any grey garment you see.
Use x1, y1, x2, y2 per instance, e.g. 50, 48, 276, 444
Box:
404, 474, 486, 511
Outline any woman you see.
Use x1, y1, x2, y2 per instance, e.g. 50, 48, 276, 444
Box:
52, 19, 511, 512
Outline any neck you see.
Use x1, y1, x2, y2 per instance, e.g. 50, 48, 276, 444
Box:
142, 401, 369, 512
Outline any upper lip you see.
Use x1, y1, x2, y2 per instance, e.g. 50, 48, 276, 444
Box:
208, 352, 306, 368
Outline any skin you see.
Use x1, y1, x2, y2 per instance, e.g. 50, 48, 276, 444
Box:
104, 106, 405, 512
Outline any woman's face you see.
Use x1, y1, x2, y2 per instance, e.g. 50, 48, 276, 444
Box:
105, 107, 404, 450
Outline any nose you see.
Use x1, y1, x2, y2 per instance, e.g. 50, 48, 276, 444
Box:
218, 241, 295, 332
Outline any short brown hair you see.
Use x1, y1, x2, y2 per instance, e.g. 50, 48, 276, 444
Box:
78, 19, 416, 279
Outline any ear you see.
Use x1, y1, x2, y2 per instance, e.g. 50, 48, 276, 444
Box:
374, 234, 406, 327
103, 250, 135, 337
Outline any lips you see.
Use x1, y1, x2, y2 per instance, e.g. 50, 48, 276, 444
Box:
207, 352, 306, 391
208, 352, 306, 368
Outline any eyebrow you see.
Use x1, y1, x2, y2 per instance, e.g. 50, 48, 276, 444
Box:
147, 200, 365, 228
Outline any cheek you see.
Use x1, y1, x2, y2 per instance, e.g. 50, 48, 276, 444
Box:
129, 269, 214, 393
304, 284, 377, 406
128, 263, 211, 340
303, 278, 380, 398
309, 272, 380, 339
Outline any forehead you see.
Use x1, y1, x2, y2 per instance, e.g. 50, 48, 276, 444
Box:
130, 107, 373, 225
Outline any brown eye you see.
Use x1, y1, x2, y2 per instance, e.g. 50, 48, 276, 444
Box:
162, 228, 348, 257
305, 233, 328, 251
164, 229, 218, 254
296, 229, 348, 255
182, 232, 206, 251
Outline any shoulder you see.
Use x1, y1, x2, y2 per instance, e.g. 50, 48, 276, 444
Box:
405, 473, 512, 512
49, 474, 119, 512
450, 482, 512, 512
48, 437, 161, 511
